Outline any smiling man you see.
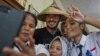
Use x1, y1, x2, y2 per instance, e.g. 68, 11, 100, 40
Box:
34, 6, 67, 49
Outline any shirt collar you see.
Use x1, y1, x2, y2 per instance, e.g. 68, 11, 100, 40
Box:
73, 34, 87, 47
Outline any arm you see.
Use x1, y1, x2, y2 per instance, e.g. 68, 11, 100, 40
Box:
68, 5, 100, 29
3, 37, 48, 56
85, 17, 100, 29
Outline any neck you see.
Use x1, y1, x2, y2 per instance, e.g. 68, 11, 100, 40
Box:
74, 33, 83, 45
46, 27, 57, 35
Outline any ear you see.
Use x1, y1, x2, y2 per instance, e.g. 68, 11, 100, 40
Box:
79, 23, 85, 30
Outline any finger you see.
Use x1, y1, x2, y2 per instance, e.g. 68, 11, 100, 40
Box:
69, 6, 73, 12
68, 6, 75, 17
67, 7, 73, 14
66, 11, 71, 18
29, 35, 35, 48
66, 10, 71, 15
73, 11, 76, 17
3, 47, 13, 55
14, 38, 28, 52
67, 8, 73, 17
71, 4, 79, 11
3, 47, 23, 56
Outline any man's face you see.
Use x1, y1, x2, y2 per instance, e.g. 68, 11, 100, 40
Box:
45, 14, 60, 29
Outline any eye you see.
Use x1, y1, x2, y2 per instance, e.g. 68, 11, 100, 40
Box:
70, 22, 75, 25
57, 47, 61, 51
29, 24, 35, 28
64, 24, 67, 28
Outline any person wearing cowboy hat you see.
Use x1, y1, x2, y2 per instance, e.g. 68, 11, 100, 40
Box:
34, 6, 67, 49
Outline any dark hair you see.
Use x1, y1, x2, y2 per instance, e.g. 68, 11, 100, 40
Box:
24, 12, 38, 27
82, 24, 89, 35
16, 12, 38, 36
61, 21, 66, 33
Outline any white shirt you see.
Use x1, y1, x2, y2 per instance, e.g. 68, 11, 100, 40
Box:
71, 32, 100, 56
13, 44, 50, 56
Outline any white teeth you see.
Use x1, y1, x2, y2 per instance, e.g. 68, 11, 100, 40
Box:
50, 22, 54, 25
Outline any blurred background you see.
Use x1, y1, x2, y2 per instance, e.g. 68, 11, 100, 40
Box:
0, 0, 100, 32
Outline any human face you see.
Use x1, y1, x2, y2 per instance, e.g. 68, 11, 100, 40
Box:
19, 14, 35, 41
46, 14, 60, 29
66, 18, 84, 38
49, 40, 62, 56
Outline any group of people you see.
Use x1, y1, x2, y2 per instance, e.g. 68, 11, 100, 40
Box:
2, 4, 100, 56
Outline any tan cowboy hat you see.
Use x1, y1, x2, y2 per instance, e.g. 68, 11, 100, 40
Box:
37, 6, 68, 21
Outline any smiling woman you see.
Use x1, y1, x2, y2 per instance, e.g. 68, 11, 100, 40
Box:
3, 12, 49, 56
49, 36, 68, 56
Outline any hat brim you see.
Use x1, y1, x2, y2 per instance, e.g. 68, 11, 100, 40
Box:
37, 14, 67, 22
37, 7, 68, 22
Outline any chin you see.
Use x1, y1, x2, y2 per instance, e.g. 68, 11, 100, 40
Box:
21, 36, 28, 41
68, 34, 74, 38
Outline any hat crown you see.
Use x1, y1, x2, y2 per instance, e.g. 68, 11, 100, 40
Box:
37, 6, 68, 21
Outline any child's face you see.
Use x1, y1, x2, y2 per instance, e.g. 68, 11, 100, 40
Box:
49, 40, 62, 56
19, 14, 35, 41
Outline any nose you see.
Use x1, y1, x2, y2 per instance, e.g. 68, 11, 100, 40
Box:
67, 24, 71, 30
51, 48, 57, 53
24, 25, 30, 31
49, 17, 54, 21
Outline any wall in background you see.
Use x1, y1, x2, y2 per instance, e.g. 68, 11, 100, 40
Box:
61, 0, 100, 32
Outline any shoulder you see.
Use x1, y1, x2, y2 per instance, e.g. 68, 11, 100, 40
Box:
35, 44, 45, 48
35, 27, 46, 32
36, 27, 46, 30
87, 31, 100, 38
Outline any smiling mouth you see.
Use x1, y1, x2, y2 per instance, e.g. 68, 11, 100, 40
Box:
50, 22, 55, 24
50, 53, 57, 56
22, 32, 30, 37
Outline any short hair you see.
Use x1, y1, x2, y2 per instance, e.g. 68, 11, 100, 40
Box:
61, 21, 66, 33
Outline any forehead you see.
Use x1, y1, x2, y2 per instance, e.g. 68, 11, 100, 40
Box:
25, 15, 35, 22
65, 18, 75, 23
52, 39, 61, 46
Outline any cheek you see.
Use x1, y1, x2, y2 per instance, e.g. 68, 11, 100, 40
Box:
55, 19, 59, 23
72, 24, 80, 32
57, 50, 62, 56
49, 49, 52, 53
71, 25, 82, 36
30, 28, 35, 34
18, 26, 24, 35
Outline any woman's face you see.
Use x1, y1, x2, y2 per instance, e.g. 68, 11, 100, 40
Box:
49, 40, 62, 56
19, 14, 35, 41
65, 18, 84, 38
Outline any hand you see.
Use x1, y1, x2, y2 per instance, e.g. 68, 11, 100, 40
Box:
3, 36, 36, 56
67, 4, 85, 23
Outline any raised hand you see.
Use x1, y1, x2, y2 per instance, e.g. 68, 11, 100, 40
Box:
3, 36, 36, 56
67, 4, 85, 23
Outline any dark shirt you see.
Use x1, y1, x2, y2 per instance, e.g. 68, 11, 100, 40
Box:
34, 27, 62, 48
